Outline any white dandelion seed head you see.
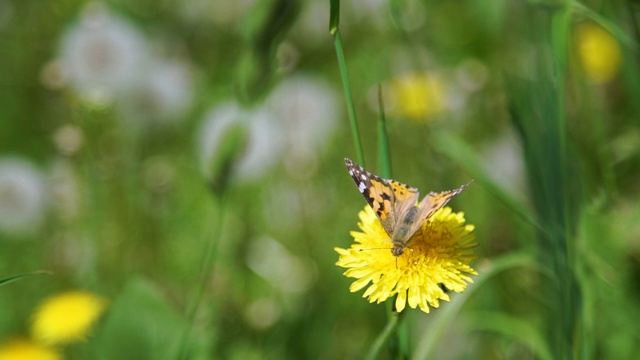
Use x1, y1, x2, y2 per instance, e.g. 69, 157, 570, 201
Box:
455, 58, 489, 93
266, 75, 339, 165
244, 297, 282, 330
142, 156, 176, 194
345, 0, 389, 29
122, 57, 195, 126
50, 159, 82, 222
245, 236, 315, 294
208, 0, 256, 27
0, 157, 48, 235
291, 1, 329, 46
53, 124, 85, 156
179, 0, 256, 27
198, 101, 284, 182
482, 130, 526, 197
58, 2, 149, 107
40, 59, 68, 91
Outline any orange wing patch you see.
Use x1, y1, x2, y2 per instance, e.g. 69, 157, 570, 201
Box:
367, 179, 393, 220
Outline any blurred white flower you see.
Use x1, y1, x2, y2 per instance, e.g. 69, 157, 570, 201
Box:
275, 41, 299, 75
50, 159, 82, 222
198, 77, 339, 183
245, 236, 315, 294
345, 0, 389, 30
208, 0, 256, 27
266, 75, 339, 172
198, 101, 283, 182
455, 58, 489, 93
244, 297, 282, 330
50, 232, 97, 275
142, 156, 176, 194
123, 58, 195, 125
482, 131, 526, 197
40, 59, 67, 91
59, 2, 149, 107
0, 158, 48, 234
293, 0, 388, 45
291, 0, 329, 46
53, 124, 85, 156
179, 0, 255, 27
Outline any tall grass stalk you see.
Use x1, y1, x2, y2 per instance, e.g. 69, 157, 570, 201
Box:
177, 195, 226, 359
330, 2, 406, 357
330, 0, 365, 166
508, 4, 581, 359
413, 253, 542, 359
376, 84, 391, 179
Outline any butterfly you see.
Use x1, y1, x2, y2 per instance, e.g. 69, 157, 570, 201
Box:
344, 158, 470, 257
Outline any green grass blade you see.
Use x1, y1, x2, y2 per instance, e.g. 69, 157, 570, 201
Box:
432, 131, 540, 232
329, 0, 340, 35
236, 0, 301, 104
0, 270, 53, 287
505, 5, 581, 358
377, 84, 391, 178
466, 311, 552, 360
412, 252, 536, 360
177, 196, 226, 359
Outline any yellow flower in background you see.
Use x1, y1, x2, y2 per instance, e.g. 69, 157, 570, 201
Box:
335, 206, 477, 313
575, 23, 622, 85
389, 73, 446, 121
31, 291, 108, 345
0, 338, 60, 360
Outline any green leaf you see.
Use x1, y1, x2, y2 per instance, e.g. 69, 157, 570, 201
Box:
413, 252, 536, 360
95, 277, 212, 360
466, 311, 552, 360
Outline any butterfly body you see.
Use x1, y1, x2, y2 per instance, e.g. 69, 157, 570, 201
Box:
391, 206, 419, 255
344, 158, 469, 256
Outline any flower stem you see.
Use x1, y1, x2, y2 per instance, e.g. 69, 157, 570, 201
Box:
366, 309, 405, 360
177, 194, 226, 359
330, 0, 365, 166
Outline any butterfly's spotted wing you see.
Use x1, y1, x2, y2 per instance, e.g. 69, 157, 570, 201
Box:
407, 182, 471, 238
344, 158, 419, 237
345, 158, 470, 256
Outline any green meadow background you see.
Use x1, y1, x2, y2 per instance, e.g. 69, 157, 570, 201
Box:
1, 0, 640, 359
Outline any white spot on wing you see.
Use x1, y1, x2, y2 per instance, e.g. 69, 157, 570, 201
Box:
358, 182, 366, 193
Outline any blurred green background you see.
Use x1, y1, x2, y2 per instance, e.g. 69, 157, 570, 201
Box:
1, 0, 640, 359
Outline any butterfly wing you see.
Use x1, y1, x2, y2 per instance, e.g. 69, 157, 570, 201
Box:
406, 181, 471, 237
344, 158, 418, 236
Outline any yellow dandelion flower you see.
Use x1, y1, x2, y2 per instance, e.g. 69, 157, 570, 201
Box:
335, 205, 477, 313
31, 291, 108, 345
389, 73, 446, 121
0, 338, 61, 360
575, 22, 622, 85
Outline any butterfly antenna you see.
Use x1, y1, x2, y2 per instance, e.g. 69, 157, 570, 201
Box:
357, 247, 390, 253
